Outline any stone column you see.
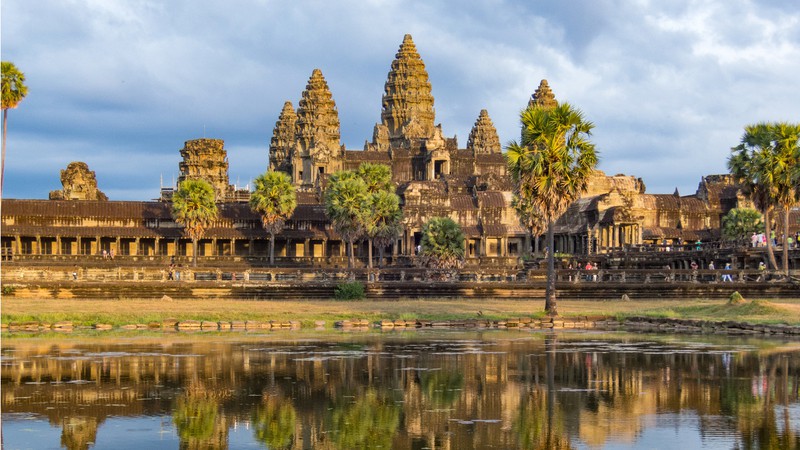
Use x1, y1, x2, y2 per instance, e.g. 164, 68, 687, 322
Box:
36, 235, 41, 255
249, 238, 254, 256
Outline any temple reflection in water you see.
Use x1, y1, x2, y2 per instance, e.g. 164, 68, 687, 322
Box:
2, 332, 799, 449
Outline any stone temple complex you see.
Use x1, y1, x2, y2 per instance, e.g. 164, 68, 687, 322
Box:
1, 34, 793, 264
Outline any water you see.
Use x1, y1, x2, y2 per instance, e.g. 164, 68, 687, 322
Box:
2, 330, 799, 449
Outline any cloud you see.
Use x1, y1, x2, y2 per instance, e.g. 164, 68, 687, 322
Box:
1, 0, 798, 201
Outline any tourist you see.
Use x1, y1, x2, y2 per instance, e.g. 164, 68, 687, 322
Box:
695, 240, 702, 251
722, 263, 733, 282
690, 261, 698, 271
751, 232, 758, 247
708, 261, 715, 270
167, 264, 174, 280
110, 249, 115, 260
102, 249, 108, 259
758, 261, 766, 282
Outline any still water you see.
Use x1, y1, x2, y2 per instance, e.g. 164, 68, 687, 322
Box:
2, 330, 799, 449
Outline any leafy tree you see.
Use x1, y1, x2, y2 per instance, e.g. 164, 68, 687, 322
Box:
356, 163, 401, 268
507, 102, 598, 316
721, 208, 763, 245
1, 61, 28, 192
250, 171, 297, 265
324, 171, 369, 268
366, 190, 403, 267
729, 122, 800, 274
172, 179, 218, 267
419, 216, 465, 270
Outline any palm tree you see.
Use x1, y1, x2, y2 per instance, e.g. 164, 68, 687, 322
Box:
766, 122, 800, 275
728, 122, 797, 273
324, 171, 369, 268
356, 163, 400, 268
171, 179, 218, 267
367, 190, 403, 267
250, 171, 297, 265
419, 217, 466, 270
1, 61, 28, 192
507, 102, 598, 316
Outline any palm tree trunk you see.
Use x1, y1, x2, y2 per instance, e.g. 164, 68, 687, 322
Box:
545, 221, 558, 316
764, 208, 779, 270
269, 231, 275, 266
368, 238, 373, 269
192, 238, 198, 267
782, 206, 789, 276
2, 109, 7, 193
533, 234, 540, 255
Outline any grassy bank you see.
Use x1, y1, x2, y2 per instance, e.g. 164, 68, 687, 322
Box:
3, 297, 800, 328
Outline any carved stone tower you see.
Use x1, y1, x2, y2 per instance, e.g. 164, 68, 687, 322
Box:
381, 34, 436, 146
467, 110, 501, 155
293, 69, 342, 188
49, 161, 108, 201
268, 101, 297, 174
177, 138, 233, 202
528, 79, 558, 110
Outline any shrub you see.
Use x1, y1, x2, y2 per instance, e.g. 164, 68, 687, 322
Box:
728, 291, 746, 305
334, 281, 365, 300
2, 285, 16, 296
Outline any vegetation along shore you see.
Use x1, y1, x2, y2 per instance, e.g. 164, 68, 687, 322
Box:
3, 296, 800, 331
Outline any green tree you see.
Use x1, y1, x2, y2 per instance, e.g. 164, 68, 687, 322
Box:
721, 208, 763, 245
419, 216, 465, 270
767, 122, 800, 275
173, 394, 219, 443
324, 171, 369, 268
172, 179, 218, 267
355, 163, 401, 268
507, 102, 598, 316
729, 122, 800, 274
249, 170, 297, 265
1, 61, 28, 192
366, 190, 403, 267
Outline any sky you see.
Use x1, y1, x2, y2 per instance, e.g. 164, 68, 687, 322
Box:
2, 0, 799, 201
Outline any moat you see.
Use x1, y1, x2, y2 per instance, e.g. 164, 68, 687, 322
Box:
2, 330, 798, 449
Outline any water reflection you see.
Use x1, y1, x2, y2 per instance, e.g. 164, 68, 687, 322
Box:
2, 331, 799, 449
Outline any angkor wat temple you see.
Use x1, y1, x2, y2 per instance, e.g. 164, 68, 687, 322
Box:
0, 34, 776, 265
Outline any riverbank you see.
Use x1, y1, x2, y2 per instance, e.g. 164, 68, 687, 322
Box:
3, 297, 800, 330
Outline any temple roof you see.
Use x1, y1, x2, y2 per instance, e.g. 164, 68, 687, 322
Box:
381, 34, 435, 142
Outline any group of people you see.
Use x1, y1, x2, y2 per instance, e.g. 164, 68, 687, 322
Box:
101, 249, 115, 259
167, 263, 181, 281
751, 231, 799, 249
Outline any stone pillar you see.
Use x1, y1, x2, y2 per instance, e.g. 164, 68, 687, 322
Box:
134, 237, 140, 256
212, 238, 218, 256
249, 238, 254, 256
155, 237, 160, 256
15, 236, 21, 255
36, 235, 41, 255
304, 238, 311, 257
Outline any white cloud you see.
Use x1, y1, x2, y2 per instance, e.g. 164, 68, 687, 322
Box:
1, 0, 798, 200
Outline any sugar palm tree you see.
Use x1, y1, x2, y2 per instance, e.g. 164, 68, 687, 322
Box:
367, 190, 403, 267
419, 216, 465, 270
1, 61, 28, 192
766, 122, 800, 275
507, 102, 598, 316
172, 179, 218, 267
250, 171, 297, 265
324, 171, 369, 268
356, 163, 400, 268
728, 123, 783, 271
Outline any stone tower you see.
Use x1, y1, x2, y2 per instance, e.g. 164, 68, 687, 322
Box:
467, 110, 502, 155
268, 101, 297, 174
528, 79, 558, 110
177, 138, 233, 202
49, 161, 108, 201
292, 69, 342, 188
381, 34, 436, 146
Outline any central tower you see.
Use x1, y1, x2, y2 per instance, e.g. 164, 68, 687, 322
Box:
380, 34, 436, 147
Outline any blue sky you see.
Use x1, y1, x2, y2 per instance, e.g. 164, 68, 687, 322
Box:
2, 0, 799, 200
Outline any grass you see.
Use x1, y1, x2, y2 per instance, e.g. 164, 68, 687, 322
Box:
2, 297, 800, 328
